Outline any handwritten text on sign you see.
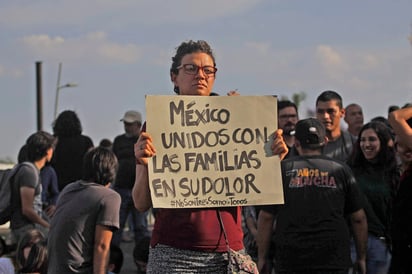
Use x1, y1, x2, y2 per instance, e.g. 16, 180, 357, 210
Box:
146, 95, 284, 208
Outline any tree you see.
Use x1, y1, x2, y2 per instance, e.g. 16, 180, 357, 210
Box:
291, 92, 307, 109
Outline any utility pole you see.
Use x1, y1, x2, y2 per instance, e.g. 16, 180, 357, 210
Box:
36, 61, 43, 131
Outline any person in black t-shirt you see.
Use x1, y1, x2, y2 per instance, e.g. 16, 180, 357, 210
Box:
257, 118, 367, 274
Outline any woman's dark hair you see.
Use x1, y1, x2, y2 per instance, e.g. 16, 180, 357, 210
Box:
370, 116, 395, 141
370, 116, 390, 127
99, 138, 113, 150
82, 147, 118, 185
170, 40, 216, 94
18, 241, 48, 274
16, 229, 47, 274
53, 110, 83, 137
348, 121, 399, 191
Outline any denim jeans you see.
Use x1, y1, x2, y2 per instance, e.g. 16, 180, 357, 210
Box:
111, 187, 150, 246
350, 234, 391, 274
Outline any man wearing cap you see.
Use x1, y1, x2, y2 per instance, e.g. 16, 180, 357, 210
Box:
257, 118, 367, 274
111, 110, 150, 247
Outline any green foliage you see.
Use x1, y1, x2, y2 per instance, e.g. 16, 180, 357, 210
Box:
279, 91, 307, 109
291, 92, 307, 108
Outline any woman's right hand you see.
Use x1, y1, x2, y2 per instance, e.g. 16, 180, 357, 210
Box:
135, 132, 156, 165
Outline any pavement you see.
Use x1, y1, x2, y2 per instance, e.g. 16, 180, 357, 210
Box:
118, 238, 137, 274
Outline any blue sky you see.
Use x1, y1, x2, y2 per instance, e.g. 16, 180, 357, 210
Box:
1, 0, 411, 161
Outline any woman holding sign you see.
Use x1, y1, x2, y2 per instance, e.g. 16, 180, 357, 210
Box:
133, 40, 288, 273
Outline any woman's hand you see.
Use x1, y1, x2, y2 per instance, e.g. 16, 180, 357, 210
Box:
133, 132, 156, 211
135, 132, 156, 165
271, 129, 289, 160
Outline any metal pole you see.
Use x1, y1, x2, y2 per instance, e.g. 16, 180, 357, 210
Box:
54, 62, 62, 120
36, 61, 43, 131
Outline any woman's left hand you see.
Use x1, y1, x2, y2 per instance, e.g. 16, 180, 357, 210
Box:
271, 129, 289, 160
135, 132, 156, 165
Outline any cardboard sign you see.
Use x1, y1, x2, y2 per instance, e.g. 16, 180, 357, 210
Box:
146, 95, 284, 208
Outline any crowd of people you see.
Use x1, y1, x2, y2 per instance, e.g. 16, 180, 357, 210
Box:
1, 110, 151, 273
254, 94, 411, 274
131, 39, 411, 274
0, 39, 411, 274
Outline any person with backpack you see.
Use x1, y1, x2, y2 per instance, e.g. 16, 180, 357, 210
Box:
10, 131, 56, 245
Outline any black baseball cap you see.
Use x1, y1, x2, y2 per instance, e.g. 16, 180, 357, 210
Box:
291, 118, 326, 149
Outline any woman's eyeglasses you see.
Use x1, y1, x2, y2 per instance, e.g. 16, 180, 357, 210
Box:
177, 64, 217, 76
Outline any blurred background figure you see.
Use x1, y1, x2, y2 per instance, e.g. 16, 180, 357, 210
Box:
133, 236, 150, 274
39, 162, 59, 220
344, 103, 364, 139
0, 236, 14, 274
111, 111, 150, 248
277, 100, 299, 158
51, 110, 94, 191
388, 105, 412, 273
108, 244, 124, 274
99, 138, 113, 150
241, 206, 258, 262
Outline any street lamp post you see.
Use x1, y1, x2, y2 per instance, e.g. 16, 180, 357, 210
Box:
54, 62, 77, 120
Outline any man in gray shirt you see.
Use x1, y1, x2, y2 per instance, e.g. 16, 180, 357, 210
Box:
48, 147, 121, 274
11, 131, 56, 244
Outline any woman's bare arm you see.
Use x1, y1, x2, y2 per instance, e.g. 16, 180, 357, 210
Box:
389, 107, 412, 148
133, 132, 156, 212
